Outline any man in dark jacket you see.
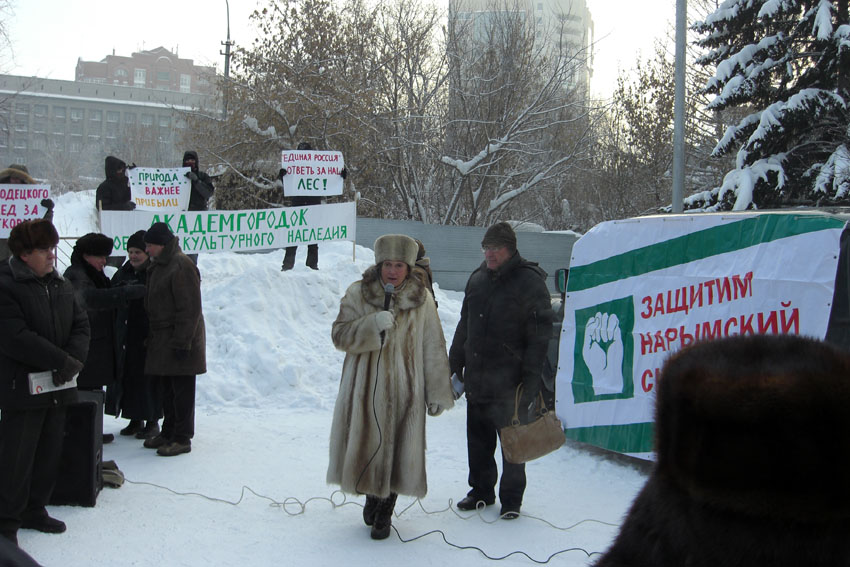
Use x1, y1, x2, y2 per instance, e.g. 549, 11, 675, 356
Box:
0, 219, 90, 546
182, 151, 214, 212
141, 223, 206, 457
449, 221, 553, 520
95, 156, 136, 211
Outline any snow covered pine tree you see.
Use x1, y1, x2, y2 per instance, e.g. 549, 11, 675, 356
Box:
687, 0, 850, 211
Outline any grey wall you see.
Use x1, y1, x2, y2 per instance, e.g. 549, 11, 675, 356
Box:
355, 218, 578, 293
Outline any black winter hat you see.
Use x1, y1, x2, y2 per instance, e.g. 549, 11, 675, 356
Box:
144, 222, 174, 245
105, 156, 127, 178
8, 219, 59, 256
74, 233, 114, 257
127, 230, 147, 252
481, 221, 517, 253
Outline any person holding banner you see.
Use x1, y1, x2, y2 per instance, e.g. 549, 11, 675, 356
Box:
328, 234, 454, 540
182, 151, 215, 211
449, 221, 554, 520
141, 223, 206, 457
110, 230, 162, 440
0, 164, 54, 261
0, 219, 90, 546
64, 233, 146, 444
96, 156, 136, 211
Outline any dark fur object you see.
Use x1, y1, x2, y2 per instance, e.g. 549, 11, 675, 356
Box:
594, 334, 850, 567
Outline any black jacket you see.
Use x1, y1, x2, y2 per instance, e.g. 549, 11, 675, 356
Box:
184, 151, 215, 211
96, 177, 134, 211
64, 259, 144, 389
449, 251, 553, 403
0, 257, 90, 411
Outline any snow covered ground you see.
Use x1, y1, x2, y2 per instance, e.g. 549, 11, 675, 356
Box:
17, 191, 649, 566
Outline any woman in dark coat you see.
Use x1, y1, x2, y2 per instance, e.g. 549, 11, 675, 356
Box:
63, 233, 144, 442
110, 230, 162, 439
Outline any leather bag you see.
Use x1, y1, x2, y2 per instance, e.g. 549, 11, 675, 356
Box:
500, 385, 565, 464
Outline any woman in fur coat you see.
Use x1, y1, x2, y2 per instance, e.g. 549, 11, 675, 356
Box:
328, 234, 455, 540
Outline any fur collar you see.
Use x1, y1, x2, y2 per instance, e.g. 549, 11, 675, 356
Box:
360, 264, 428, 311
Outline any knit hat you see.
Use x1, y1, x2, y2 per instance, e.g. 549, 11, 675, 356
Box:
481, 221, 517, 253
374, 234, 418, 268
126, 230, 146, 252
144, 222, 174, 245
182, 150, 199, 172
74, 233, 114, 257
8, 219, 59, 256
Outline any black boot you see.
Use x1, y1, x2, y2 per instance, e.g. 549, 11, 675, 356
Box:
370, 493, 397, 540
363, 495, 379, 526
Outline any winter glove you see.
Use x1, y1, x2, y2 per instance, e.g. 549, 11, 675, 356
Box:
340, 168, 347, 179
53, 356, 83, 386
375, 311, 395, 332
122, 284, 146, 301
173, 348, 191, 361
427, 403, 444, 417
185, 171, 199, 182
451, 372, 464, 400
124, 201, 136, 211
40, 198, 55, 211
278, 168, 287, 179
128, 163, 137, 170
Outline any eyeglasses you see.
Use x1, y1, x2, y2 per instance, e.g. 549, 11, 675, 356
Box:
482, 245, 504, 253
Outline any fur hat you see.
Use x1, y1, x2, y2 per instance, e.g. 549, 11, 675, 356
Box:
0, 164, 36, 184
374, 234, 418, 268
127, 230, 147, 252
8, 219, 59, 256
74, 233, 114, 257
481, 221, 517, 252
655, 334, 850, 521
144, 222, 174, 245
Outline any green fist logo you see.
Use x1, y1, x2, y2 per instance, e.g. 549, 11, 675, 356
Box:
572, 296, 635, 403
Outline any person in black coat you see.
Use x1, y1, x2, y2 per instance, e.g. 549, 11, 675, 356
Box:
182, 150, 214, 212
109, 230, 162, 440
63, 233, 145, 443
95, 156, 135, 211
449, 221, 554, 520
0, 219, 90, 546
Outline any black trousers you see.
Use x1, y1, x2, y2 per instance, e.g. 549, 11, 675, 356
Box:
158, 375, 196, 444
0, 406, 66, 539
282, 244, 318, 269
466, 400, 526, 508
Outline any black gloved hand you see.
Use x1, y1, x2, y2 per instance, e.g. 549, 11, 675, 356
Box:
278, 168, 287, 179
519, 383, 540, 424
123, 284, 146, 301
40, 198, 55, 211
173, 348, 191, 361
53, 356, 83, 386
128, 163, 137, 170
125, 201, 136, 211
340, 168, 347, 180
185, 171, 199, 182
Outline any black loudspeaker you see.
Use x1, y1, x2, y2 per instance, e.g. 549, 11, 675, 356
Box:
50, 390, 103, 507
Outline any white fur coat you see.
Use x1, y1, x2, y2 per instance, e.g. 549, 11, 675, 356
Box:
327, 266, 454, 498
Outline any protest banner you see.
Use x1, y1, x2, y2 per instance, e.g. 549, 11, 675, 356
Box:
128, 167, 191, 212
555, 211, 847, 459
0, 184, 51, 237
100, 202, 356, 254
281, 150, 344, 198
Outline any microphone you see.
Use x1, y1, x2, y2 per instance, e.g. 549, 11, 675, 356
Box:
380, 283, 394, 344
383, 283, 394, 311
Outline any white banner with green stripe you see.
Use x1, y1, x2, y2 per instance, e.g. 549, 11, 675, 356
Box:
555, 212, 847, 459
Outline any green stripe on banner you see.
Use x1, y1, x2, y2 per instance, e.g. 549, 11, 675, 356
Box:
568, 214, 845, 292
565, 422, 655, 454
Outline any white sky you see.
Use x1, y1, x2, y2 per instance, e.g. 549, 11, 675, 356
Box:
6, 0, 675, 98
